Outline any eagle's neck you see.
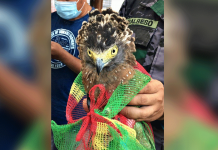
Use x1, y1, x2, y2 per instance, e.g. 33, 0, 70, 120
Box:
82, 63, 135, 95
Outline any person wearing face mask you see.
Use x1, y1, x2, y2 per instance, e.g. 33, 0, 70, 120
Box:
51, 0, 94, 125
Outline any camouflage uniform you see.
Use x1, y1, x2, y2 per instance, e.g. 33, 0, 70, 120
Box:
119, 0, 164, 84
119, 0, 164, 150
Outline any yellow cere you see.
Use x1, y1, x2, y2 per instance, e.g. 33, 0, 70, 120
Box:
87, 45, 118, 63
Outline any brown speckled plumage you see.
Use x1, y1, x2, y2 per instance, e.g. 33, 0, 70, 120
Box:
76, 8, 137, 94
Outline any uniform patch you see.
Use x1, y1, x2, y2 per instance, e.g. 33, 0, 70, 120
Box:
127, 18, 158, 29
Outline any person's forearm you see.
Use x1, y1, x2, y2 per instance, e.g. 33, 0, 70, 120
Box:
0, 64, 44, 122
51, 41, 82, 73
60, 50, 82, 74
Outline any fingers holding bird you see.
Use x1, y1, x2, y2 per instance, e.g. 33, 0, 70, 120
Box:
120, 79, 164, 122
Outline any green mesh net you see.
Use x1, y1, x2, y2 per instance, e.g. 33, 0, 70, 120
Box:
51, 68, 155, 150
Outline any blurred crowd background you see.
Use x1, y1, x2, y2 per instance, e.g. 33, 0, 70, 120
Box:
0, 0, 217, 149
165, 0, 218, 149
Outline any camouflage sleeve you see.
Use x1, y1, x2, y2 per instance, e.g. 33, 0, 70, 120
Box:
143, 27, 164, 84
119, 0, 164, 84
150, 0, 164, 20
119, 0, 127, 17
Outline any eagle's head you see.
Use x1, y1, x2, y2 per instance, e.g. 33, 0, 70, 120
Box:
76, 8, 136, 75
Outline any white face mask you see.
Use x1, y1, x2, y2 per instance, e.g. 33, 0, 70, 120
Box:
55, 0, 85, 20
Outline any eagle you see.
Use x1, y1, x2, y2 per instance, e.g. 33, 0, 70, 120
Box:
51, 8, 155, 150
76, 8, 137, 95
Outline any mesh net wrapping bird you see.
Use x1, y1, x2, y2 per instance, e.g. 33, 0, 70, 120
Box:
51, 8, 156, 150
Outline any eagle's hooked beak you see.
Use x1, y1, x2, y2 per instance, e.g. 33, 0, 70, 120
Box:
96, 58, 105, 75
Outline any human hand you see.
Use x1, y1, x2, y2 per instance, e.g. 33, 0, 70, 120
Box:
120, 79, 164, 122
51, 41, 66, 60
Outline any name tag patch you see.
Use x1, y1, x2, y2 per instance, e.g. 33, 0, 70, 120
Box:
127, 18, 158, 29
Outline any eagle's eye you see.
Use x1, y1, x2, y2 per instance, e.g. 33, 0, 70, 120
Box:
87, 49, 92, 56
112, 49, 116, 54
110, 45, 118, 56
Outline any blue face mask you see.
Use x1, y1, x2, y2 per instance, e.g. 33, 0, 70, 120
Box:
55, 0, 85, 20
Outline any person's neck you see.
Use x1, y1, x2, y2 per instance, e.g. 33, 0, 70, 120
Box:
69, 2, 92, 21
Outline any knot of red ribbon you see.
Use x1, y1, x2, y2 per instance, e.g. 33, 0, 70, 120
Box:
76, 84, 122, 142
